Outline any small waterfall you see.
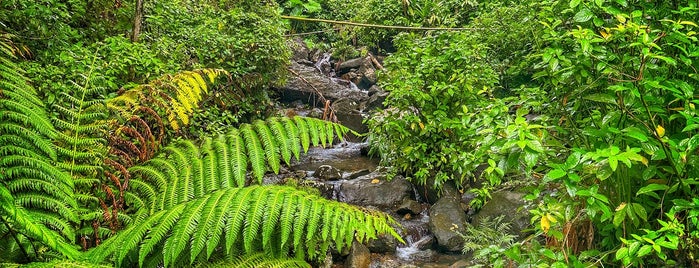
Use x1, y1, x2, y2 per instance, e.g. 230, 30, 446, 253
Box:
314, 52, 333, 76
395, 210, 435, 262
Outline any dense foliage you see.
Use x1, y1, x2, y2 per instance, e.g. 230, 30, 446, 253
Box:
367, 0, 699, 266
0, 1, 402, 267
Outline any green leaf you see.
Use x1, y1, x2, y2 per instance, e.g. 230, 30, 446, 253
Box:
574, 8, 594, 22
570, 0, 581, 8
546, 169, 567, 181
613, 207, 626, 227
623, 127, 648, 142
584, 93, 617, 105
632, 203, 647, 222
636, 183, 669, 196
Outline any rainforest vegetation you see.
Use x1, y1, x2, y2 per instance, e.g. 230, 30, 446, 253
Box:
1, 0, 699, 267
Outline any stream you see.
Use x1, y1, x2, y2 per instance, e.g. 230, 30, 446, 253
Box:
287, 142, 469, 267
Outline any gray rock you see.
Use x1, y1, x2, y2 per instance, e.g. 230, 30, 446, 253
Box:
315, 165, 342, 181
288, 38, 309, 62
366, 233, 397, 254
396, 199, 423, 215
368, 85, 382, 96
346, 169, 371, 180
275, 62, 368, 105
472, 191, 530, 238
347, 239, 371, 268
357, 58, 377, 89
365, 90, 389, 111
332, 98, 368, 136
338, 57, 365, 74
429, 192, 468, 252
449, 259, 474, 268
338, 172, 413, 208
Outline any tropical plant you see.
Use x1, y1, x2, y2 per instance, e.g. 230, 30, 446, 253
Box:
0, 34, 80, 261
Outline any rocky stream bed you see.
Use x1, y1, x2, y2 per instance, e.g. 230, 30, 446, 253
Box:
263, 39, 532, 267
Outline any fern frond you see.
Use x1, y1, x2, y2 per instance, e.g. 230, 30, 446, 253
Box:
254, 120, 281, 174
268, 117, 292, 166
225, 128, 247, 188
241, 124, 266, 183
85, 186, 402, 267
195, 253, 311, 268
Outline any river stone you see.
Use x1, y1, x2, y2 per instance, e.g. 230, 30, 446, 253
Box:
472, 191, 530, 238
337, 57, 365, 74
366, 233, 397, 254
338, 173, 413, 208
275, 62, 368, 105
315, 165, 342, 181
396, 199, 423, 215
346, 239, 371, 268
288, 37, 309, 62
429, 192, 468, 252
333, 98, 368, 136
365, 90, 389, 111
357, 58, 377, 89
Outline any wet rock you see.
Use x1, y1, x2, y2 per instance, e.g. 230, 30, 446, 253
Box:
366, 233, 397, 254
346, 169, 371, 180
415, 235, 435, 250
472, 191, 530, 238
396, 199, 423, 215
333, 98, 368, 135
275, 62, 368, 105
315, 165, 342, 181
365, 90, 389, 111
449, 259, 473, 268
429, 192, 468, 252
357, 58, 377, 89
321, 251, 333, 268
416, 180, 460, 204
288, 38, 309, 62
347, 240, 371, 268
368, 85, 382, 96
337, 57, 365, 74
338, 173, 413, 208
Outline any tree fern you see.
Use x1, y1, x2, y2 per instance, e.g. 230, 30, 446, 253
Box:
85, 186, 401, 267
107, 69, 226, 132
126, 116, 352, 210
195, 253, 310, 268
0, 37, 80, 260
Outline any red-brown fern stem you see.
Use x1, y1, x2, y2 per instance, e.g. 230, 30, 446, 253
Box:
138, 106, 164, 145
109, 147, 133, 167
109, 135, 142, 163
128, 115, 157, 159
120, 126, 147, 161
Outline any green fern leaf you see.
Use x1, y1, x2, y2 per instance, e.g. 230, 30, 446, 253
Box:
243, 187, 271, 253
241, 124, 266, 183
225, 129, 247, 188
201, 138, 219, 194
195, 253, 310, 268
280, 117, 301, 160
213, 135, 232, 188
254, 120, 281, 174
268, 117, 292, 166
293, 117, 311, 153
189, 190, 226, 264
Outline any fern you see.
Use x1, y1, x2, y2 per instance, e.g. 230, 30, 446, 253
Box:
85, 186, 401, 267
107, 69, 226, 132
0, 37, 80, 260
126, 116, 352, 210
194, 253, 311, 268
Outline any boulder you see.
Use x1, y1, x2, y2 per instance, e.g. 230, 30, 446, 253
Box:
346, 240, 371, 268
472, 191, 530, 238
332, 98, 368, 135
366, 233, 398, 254
338, 173, 413, 208
275, 62, 368, 105
337, 57, 365, 74
357, 58, 377, 89
396, 199, 423, 215
315, 165, 342, 181
345, 169, 371, 180
288, 38, 309, 62
429, 192, 468, 252
365, 90, 389, 111
368, 85, 382, 96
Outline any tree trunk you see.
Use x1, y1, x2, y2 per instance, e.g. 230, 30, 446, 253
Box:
132, 0, 144, 42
